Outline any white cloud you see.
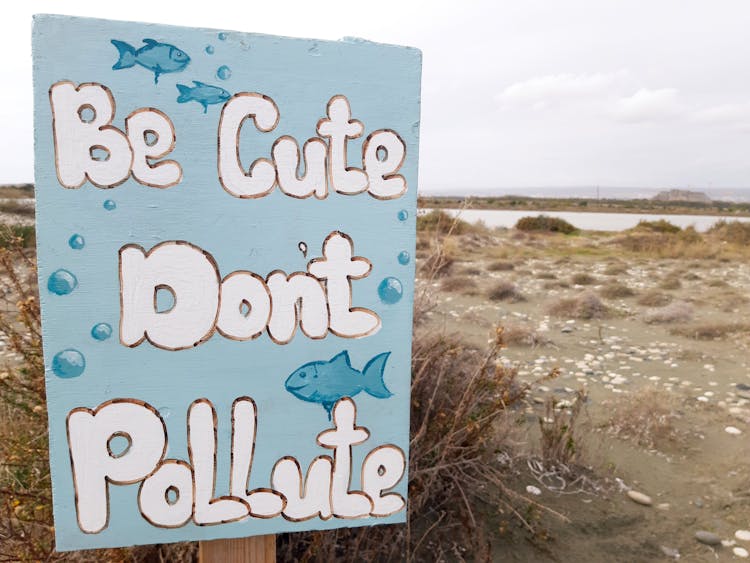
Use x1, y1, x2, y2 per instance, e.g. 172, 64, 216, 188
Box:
496, 71, 627, 107
693, 102, 750, 126
611, 88, 682, 123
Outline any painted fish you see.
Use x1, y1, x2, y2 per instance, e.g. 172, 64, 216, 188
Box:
111, 39, 190, 84
285, 351, 393, 418
176, 81, 231, 113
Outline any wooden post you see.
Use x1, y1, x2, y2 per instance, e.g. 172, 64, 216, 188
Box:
199, 535, 275, 563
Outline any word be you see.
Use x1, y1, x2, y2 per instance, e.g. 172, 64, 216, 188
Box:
49, 82, 407, 199
120, 232, 380, 350
67, 397, 405, 532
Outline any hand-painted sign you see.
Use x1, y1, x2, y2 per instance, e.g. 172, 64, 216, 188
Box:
32, 14, 421, 550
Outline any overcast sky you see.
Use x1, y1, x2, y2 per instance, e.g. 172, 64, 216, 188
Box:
4, 1, 750, 193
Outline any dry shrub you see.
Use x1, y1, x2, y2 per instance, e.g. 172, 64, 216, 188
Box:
570, 272, 596, 286
488, 260, 515, 271
539, 391, 586, 465
535, 271, 556, 280
637, 290, 672, 307
599, 282, 636, 299
602, 387, 681, 449
458, 266, 482, 276
671, 322, 750, 340
515, 215, 576, 234
612, 227, 715, 259
633, 219, 680, 234
440, 275, 480, 295
708, 220, 750, 245
548, 292, 609, 320
658, 276, 681, 290
417, 209, 472, 235
706, 278, 728, 288
643, 301, 693, 324
502, 324, 549, 348
279, 329, 560, 561
603, 263, 628, 276
488, 281, 526, 303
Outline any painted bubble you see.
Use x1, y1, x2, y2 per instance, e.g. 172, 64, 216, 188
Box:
397, 209, 408, 221
398, 251, 410, 265
91, 323, 113, 341
217, 65, 232, 80
378, 277, 403, 304
52, 349, 86, 379
68, 234, 85, 250
48, 269, 78, 295
205, 44, 215, 54
158, 406, 172, 419
218, 32, 228, 41
103, 199, 116, 211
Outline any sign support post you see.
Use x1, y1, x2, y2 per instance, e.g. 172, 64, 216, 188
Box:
199, 536, 275, 563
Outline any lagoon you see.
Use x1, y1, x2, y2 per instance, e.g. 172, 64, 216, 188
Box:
441, 208, 750, 232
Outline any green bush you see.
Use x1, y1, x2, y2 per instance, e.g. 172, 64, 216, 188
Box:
633, 219, 681, 234
416, 210, 471, 235
515, 215, 576, 234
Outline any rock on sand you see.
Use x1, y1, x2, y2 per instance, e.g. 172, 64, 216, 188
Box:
627, 490, 652, 506
695, 530, 722, 545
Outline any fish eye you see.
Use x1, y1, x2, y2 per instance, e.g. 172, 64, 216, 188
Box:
299, 371, 306, 379
313, 373, 318, 378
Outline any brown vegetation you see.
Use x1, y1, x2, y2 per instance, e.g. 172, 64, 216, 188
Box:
548, 292, 609, 320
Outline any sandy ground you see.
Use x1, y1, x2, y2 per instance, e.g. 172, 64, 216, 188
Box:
419, 228, 750, 562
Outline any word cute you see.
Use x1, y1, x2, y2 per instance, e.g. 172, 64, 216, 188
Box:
120, 231, 380, 350
49, 81, 408, 199
67, 397, 406, 533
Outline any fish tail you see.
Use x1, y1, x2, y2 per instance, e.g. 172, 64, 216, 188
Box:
176, 84, 193, 103
111, 40, 136, 70
362, 352, 392, 399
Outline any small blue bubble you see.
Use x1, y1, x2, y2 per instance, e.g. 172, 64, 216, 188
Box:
103, 200, 116, 211
218, 32, 228, 41
205, 44, 215, 54
217, 65, 232, 80
91, 323, 112, 341
397, 209, 408, 221
52, 349, 85, 379
68, 234, 85, 250
398, 251, 410, 265
378, 277, 403, 304
48, 269, 78, 295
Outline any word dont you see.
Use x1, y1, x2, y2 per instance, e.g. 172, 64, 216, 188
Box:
49, 81, 407, 199
120, 232, 380, 350
67, 397, 405, 532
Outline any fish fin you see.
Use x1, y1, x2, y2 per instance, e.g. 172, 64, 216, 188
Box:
193, 80, 209, 87
362, 352, 392, 399
176, 84, 193, 103
322, 401, 335, 420
110, 40, 136, 70
330, 350, 352, 368
142, 38, 159, 46
202, 102, 208, 114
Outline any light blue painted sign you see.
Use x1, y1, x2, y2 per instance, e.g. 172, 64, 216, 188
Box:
32, 14, 421, 550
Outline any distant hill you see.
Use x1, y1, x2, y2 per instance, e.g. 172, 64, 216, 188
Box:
652, 189, 711, 203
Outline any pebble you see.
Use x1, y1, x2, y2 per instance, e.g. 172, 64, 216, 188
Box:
660, 545, 680, 559
561, 326, 573, 334
526, 485, 542, 496
735, 547, 750, 558
695, 530, 722, 546
736, 530, 750, 542
726, 426, 743, 435
627, 490, 652, 506
656, 503, 670, 511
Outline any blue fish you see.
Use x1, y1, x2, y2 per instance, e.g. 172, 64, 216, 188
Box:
285, 351, 393, 418
176, 81, 231, 113
111, 38, 190, 84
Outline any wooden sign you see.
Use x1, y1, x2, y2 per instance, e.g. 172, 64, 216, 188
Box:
32, 14, 421, 551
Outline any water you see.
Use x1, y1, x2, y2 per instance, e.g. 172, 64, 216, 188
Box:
91, 323, 112, 341
378, 277, 403, 304
216, 65, 232, 80
52, 349, 85, 378
48, 269, 77, 295
442, 208, 750, 232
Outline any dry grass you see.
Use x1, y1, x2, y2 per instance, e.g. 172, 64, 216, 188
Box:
538, 391, 586, 465
670, 322, 750, 340
571, 273, 597, 286
488, 260, 515, 271
599, 282, 636, 299
643, 301, 693, 324
441, 275, 480, 295
658, 276, 682, 290
502, 324, 550, 348
548, 292, 609, 320
637, 290, 672, 308
602, 387, 681, 449
488, 281, 526, 303
603, 263, 628, 276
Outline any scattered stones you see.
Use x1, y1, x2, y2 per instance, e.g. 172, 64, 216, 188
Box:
695, 530, 722, 546
736, 530, 750, 542
725, 426, 743, 435
735, 547, 750, 558
660, 545, 680, 559
627, 490, 652, 506
526, 485, 541, 496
